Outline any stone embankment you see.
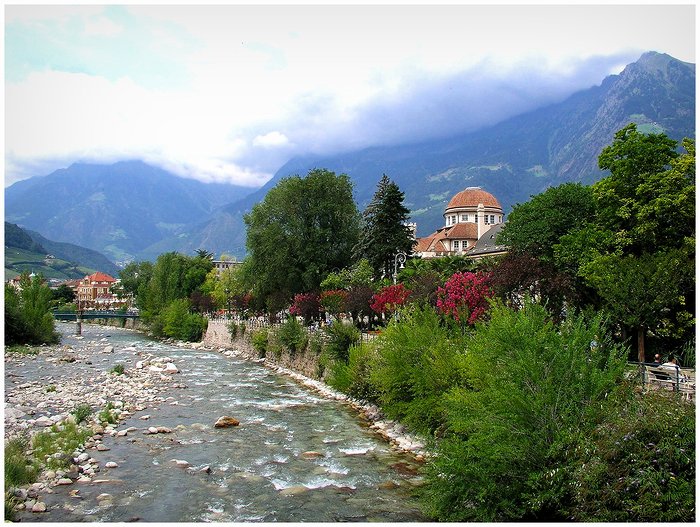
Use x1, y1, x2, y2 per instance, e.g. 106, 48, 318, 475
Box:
202, 319, 427, 460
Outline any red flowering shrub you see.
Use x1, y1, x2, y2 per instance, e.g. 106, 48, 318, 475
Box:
370, 284, 412, 315
436, 271, 493, 326
289, 292, 320, 324
320, 289, 348, 317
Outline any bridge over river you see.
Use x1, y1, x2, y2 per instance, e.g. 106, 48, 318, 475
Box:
52, 310, 140, 321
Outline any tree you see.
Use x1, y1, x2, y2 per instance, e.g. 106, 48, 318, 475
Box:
355, 174, 414, 279
497, 183, 596, 263
5, 273, 60, 345
594, 123, 681, 254
244, 168, 360, 307
370, 283, 412, 317
581, 250, 693, 363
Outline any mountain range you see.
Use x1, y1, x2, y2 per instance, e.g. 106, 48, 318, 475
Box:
4, 51, 695, 263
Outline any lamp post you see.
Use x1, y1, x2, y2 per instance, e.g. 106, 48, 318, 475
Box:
393, 251, 407, 285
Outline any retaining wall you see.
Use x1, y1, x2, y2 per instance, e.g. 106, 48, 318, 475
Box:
202, 319, 326, 381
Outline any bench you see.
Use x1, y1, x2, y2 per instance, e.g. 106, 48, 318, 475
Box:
641, 364, 695, 400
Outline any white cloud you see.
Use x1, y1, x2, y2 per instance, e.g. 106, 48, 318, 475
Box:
83, 15, 123, 37
253, 132, 290, 148
4, 4, 695, 188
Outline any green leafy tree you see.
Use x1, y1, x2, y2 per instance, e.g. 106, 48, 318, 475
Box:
244, 168, 360, 308
595, 123, 681, 254
581, 250, 693, 363
5, 273, 60, 345
118, 261, 153, 308
497, 182, 596, 262
354, 174, 414, 279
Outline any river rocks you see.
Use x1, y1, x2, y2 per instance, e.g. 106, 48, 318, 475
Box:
96, 444, 110, 451
279, 485, 309, 496
164, 363, 179, 374
300, 451, 324, 459
31, 501, 47, 513
139, 415, 151, 420
34, 415, 53, 427
171, 459, 191, 468
214, 416, 240, 428
105, 462, 118, 468
103, 346, 114, 354
57, 478, 73, 485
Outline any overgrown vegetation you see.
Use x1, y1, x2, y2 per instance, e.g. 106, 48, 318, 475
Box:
5, 273, 60, 346
32, 422, 92, 471
98, 402, 118, 424
71, 404, 92, 423
108, 364, 125, 375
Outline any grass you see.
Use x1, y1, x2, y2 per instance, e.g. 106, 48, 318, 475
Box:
71, 404, 92, 424
109, 364, 125, 375
32, 422, 92, 471
5, 345, 40, 355
98, 402, 118, 424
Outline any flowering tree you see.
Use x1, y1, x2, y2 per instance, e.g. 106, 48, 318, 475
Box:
320, 289, 348, 319
370, 283, 412, 316
289, 292, 320, 325
436, 271, 493, 326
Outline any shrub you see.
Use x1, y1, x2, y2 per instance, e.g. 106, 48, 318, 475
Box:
109, 364, 125, 375
565, 386, 695, 522
423, 300, 627, 522
98, 402, 118, 424
289, 292, 321, 325
370, 305, 464, 435
277, 316, 308, 355
309, 333, 324, 355
324, 322, 360, 363
320, 289, 348, 318
436, 271, 493, 327
238, 323, 246, 337
346, 343, 380, 402
251, 329, 269, 358
370, 283, 411, 316
228, 320, 238, 340
5, 276, 60, 346
71, 404, 92, 424
161, 299, 208, 341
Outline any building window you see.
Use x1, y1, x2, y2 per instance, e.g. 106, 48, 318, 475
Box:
490, 215, 495, 224
484, 215, 490, 225
453, 240, 460, 250
461, 214, 468, 222
462, 240, 469, 250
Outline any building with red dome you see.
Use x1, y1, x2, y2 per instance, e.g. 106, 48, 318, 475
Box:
414, 187, 506, 258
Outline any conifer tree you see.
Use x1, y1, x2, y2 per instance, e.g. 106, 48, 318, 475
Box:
355, 174, 414, 279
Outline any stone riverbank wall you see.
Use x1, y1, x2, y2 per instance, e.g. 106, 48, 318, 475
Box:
203, 319, 327, 382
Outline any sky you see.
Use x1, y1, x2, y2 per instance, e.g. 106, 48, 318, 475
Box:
4, 2, 696, 188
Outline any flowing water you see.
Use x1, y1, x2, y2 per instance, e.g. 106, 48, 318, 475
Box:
12, 323, 427, 522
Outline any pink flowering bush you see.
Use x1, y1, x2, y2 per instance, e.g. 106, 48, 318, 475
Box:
370, 284, 412, 315
436, 271, 493, 326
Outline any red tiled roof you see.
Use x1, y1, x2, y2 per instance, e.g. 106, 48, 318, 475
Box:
86, 272, 116, 283
446, 187, 501, 210
445, 222, 478, 239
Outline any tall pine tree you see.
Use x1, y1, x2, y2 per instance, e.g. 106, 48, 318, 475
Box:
355, 174, 414, 279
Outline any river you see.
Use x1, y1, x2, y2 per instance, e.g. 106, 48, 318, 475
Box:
8, 323, 427, 522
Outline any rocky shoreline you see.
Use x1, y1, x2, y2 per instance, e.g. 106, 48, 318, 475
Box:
4, 323, 428, 518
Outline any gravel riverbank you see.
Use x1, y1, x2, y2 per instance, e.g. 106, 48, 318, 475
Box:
5, 324, 429, 519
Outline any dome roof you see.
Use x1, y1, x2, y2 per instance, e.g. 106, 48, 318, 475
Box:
446, 187, 501, 210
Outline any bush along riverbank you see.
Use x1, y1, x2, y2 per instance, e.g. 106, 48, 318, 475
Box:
206, 299, 695, 522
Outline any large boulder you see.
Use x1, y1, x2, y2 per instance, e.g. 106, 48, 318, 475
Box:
214, 416, 240, 428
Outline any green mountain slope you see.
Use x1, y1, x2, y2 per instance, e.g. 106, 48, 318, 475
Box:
5, 222, 119, 279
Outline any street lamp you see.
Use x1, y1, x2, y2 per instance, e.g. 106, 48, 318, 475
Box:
393, 251, 407, 285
